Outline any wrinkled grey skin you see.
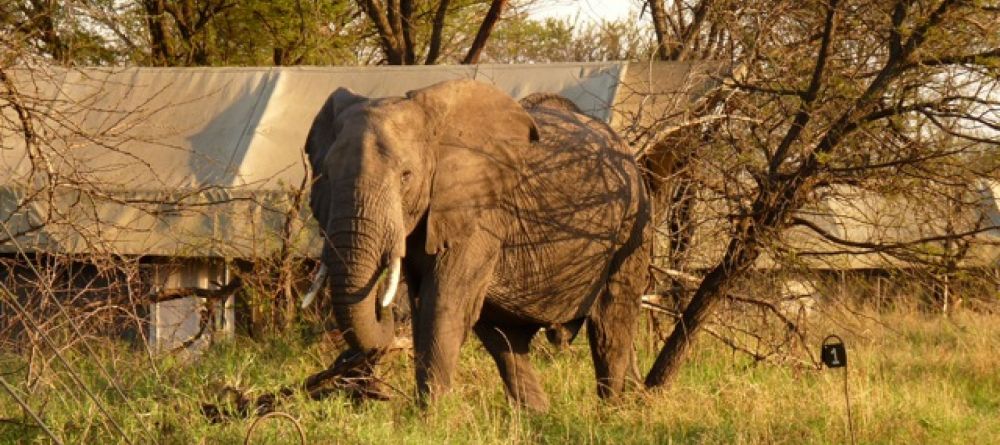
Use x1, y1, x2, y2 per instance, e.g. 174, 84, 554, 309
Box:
305, 79, 650, 411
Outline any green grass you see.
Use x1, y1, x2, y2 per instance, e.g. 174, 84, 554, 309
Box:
1, 309, 998, 444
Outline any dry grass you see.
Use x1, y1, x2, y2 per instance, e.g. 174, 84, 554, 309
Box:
0, 306, 998, 444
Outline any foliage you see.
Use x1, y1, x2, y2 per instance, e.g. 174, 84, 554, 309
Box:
0, 0, 122, 64
116, 0, 373, 66
487, 14, 655, 63
209, 0, 372, 66
0, 1, 663, 66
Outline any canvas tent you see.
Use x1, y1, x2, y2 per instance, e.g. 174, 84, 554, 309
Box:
0, 62, 711, 259
676, 183, 1000, 272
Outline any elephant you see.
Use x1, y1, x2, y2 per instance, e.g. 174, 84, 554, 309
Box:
303, 79, 650, 411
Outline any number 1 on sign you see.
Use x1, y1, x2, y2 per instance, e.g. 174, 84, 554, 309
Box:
821, 337, 847, 369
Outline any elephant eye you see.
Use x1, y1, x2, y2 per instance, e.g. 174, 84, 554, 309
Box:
401, 170, 413, 185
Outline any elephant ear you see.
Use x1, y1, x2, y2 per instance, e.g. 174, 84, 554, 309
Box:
406, 79, 540, 254
305, 87, 367, 175
305, 88, 367, 240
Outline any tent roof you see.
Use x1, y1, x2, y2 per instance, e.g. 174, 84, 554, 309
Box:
2, 62, 692, 257
2, 63, 627, 191
680, 183, 1000, 271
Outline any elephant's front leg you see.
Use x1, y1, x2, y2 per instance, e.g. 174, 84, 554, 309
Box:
413, 233, 499, 403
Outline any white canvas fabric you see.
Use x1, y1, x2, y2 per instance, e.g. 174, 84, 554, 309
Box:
0, 63, 630, 257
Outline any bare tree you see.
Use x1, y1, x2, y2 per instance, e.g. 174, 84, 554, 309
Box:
637, 1, 740, 314
647, 0, 722, 62
645, 0, 1000, 388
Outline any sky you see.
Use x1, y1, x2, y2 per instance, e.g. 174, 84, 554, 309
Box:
528, 0, 638, 23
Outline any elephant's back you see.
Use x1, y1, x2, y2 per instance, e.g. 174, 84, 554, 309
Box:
527, 107, 630, 154
485, 108, 646, 323
522, 107, 645, 224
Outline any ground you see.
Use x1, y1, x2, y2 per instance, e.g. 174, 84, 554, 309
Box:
1, 307, 998, 444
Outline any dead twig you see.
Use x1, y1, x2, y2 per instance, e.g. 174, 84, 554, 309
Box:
243, 411, 306, 445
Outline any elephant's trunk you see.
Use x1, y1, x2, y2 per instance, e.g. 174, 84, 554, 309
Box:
331, 276, 395, 353
323, 183, 405, 353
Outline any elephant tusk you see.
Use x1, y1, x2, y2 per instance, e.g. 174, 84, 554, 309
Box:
380, 257, 401, 307
301, 264, 327, 309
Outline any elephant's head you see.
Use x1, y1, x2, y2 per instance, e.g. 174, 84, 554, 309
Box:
305, 79, 539, 353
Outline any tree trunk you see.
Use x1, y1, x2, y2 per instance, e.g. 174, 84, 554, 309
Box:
142, 0, 175, 66
425, 0, 451, 64
400, 0, 416, 64
647, 176, 810, 387
647, 0, 672, 61
675, 0, 713, 61
646, 0, 714, 61
645, 232, 761, 387
462, 0, 507, 64
28, 0, 68, 64
358, 0, 405, 64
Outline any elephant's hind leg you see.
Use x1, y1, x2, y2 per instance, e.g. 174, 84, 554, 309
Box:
474, 321, 550, 412
587, 242, 648, 399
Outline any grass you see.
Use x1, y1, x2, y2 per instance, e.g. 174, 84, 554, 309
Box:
1, 307, 998, 444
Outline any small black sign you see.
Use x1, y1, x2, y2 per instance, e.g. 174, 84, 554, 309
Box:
821, 335, 847, 368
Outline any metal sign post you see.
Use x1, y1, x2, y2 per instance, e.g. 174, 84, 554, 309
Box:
821, 334, 856, 445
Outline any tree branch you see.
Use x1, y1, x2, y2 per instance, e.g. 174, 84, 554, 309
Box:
790, 216, 1000, 252
905, 47, 1000, 69
767, 0, 840, 178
